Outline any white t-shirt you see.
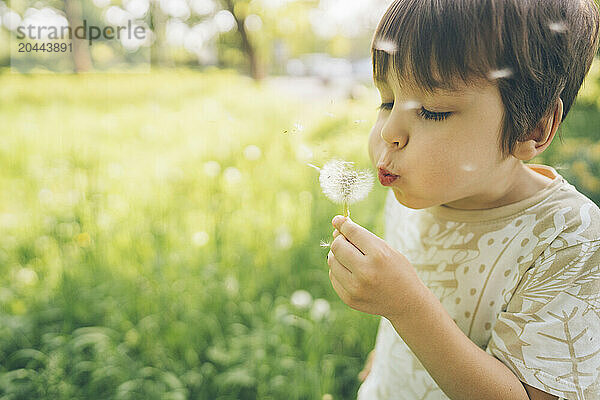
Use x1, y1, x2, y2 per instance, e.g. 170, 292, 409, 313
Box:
357, 164, 600, 400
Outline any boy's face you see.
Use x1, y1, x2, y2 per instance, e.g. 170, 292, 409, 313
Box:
370, 74, 525, 210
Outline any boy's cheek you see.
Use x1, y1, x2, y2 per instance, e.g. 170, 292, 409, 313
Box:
368, 127, 384, 166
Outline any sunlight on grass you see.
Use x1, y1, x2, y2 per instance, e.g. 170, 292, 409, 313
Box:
0, 69, 385, 399
0, 62, 598, 398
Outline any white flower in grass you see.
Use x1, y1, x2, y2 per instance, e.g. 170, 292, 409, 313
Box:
203, 160, 221, 177
223, 167, 242, 184
291, 290, 313, 309
224, 275, 239, 296
192, 231, 209, 247
275, 226, 293, 249
310, 298, 331, 321
317, 159, 374, 217
244, 145, 262, 160
16, 268, 38, 286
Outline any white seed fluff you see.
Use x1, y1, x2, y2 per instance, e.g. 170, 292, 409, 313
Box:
487, 68, 513, 80
318, 159, 374, 205
373, 39, 398, 54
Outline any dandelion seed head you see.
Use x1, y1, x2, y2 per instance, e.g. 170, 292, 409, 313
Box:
203, 160, 221, 177
243, 145, 262, 160
291, 290, 313, 309
318, 159, 374, 205
310, 298, 331, 321
275, 226, 293, 249
223, 167, 242, 184
373, 39, 398, 54
192, 231, 209, 247
488, 68, 513, 80
224, 275, 239, 296
548, 21, 567, 33
15, 268, 38, 286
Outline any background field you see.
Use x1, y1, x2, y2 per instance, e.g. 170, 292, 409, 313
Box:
0, 63, 599, 399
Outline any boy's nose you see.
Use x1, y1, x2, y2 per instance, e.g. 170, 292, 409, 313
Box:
380, 106, 410, 149
380, 125, 409, 149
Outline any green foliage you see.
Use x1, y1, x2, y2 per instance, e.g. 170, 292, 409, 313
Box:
0, 69, 381, 399
532, 58, 600, 205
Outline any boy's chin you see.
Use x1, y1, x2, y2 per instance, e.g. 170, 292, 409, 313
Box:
392, 188, 444, 210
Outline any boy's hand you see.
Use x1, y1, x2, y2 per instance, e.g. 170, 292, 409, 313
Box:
327, 215, 427, 319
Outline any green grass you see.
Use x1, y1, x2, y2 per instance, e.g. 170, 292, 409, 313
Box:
0, 64, 599, 400
0, 68, 385, 400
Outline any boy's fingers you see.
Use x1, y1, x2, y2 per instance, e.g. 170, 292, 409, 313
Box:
332, 229, 340, 238
332, 216, 375, 255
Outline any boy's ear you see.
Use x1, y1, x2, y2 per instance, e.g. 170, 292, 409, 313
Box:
512, 99, 564, 161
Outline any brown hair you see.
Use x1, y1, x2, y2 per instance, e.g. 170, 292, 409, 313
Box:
372, 0, 600, 158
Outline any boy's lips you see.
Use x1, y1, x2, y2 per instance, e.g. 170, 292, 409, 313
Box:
378, 168, 400, 186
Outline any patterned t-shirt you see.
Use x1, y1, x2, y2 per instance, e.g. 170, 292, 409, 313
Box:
357, 164, 600, 400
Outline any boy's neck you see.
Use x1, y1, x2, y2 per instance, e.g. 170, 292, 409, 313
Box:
443, 162, 554, 211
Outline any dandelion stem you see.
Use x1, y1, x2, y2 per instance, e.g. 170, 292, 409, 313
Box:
343, 201, 350, 218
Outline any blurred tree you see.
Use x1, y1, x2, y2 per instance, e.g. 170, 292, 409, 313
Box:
220, 0, 263, 80
149, 0, 171, 68
64, 0, 92, 72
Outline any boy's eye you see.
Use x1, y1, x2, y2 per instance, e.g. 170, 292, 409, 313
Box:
378, 102, 394, 111
378, 102, 452, 122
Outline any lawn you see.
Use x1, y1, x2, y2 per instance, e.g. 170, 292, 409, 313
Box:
0, 68, 385, 400
0, 64, 599, 399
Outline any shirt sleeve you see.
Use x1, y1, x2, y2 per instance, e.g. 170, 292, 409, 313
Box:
485, 240, 600, 400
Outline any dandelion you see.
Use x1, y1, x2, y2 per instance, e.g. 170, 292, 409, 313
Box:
243, 145, 262, 160
16, 268, 38, 286
310, 298, 331, 321
291, 290, 313, 309
192, 231, 209, 247
275, 226, 293, 249
203, 160, 221, 177
224, 275, 239, 296
311, 159, 374, 218
223, 166, 242, 184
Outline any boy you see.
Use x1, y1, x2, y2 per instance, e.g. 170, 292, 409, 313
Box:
326, 0, 600, 399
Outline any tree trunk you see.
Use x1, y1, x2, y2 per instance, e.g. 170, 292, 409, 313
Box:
64, 0, 92, 73
149, 0, 171, 69
223, 0, 264, 81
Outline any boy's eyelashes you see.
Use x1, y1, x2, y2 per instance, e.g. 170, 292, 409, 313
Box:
378, 102, 453, 122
